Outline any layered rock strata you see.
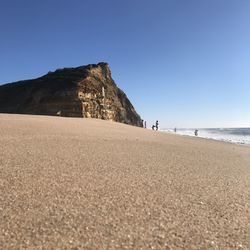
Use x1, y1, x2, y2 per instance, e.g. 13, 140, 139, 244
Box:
0, 63, 142, 126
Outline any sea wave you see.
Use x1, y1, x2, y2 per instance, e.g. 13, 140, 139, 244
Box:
162, 128, 250, 145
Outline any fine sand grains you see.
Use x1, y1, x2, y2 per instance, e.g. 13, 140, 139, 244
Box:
0, 114, 250, 249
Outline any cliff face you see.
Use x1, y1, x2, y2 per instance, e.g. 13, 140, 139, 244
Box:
0, 63, 142, 126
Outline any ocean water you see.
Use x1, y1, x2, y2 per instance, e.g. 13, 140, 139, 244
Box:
162, 128, 250, 145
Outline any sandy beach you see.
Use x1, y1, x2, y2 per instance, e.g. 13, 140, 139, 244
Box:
0, 114, 250, 249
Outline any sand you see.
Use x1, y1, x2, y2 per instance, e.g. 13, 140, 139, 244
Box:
0, 114, 250, 249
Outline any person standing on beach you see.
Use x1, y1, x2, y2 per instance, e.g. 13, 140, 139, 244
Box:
156, 120, 159, 131
144, 121, 147, 129
141, 119, 144, 128
152, 125, 155, 130
194, 129, 198, 136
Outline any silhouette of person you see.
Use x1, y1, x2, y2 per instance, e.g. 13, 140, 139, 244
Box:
194, 129, 198, 136
156, 120, 159, 131
144, 121, 147, 129
152, 125, 155, 130
141, 119, 144, 128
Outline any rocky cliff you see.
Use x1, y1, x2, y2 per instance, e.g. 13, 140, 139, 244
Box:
0, 63, 142, 126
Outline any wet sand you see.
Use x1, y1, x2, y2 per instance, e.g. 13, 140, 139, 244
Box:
0, 114, 250, 249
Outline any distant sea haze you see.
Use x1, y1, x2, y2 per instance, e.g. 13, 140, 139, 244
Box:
162, 128, 250, 145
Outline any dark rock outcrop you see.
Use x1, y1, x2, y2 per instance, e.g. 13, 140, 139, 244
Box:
0, 62, 142, 126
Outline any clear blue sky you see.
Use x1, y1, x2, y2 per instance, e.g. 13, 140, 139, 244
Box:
1, 0, 250, 128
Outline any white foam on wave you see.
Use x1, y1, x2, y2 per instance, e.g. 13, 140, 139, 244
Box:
161, 128, 250, 145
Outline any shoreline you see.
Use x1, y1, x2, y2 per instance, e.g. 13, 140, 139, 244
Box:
160, 129, 250, 147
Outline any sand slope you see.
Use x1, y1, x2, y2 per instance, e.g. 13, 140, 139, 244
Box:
0, 114, 250, 249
